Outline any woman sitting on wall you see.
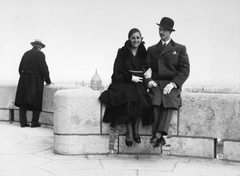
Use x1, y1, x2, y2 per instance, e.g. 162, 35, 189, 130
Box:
99, 28, 153, 147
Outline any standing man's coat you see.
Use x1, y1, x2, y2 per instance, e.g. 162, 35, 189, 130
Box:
146, 39, 190, 109
14, 46, 51, 111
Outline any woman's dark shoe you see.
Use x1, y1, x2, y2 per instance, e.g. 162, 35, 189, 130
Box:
125, 140, 133, 147
133, 137, 141, 143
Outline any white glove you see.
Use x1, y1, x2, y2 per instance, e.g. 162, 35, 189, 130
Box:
144, 68, 152, 79
132, 75, 143, 83
148, 80, 158, 88
163, 82, 176, 94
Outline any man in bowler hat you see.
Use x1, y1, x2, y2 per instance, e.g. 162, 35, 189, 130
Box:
144, 17, 190, 147
14, 39, 51, 127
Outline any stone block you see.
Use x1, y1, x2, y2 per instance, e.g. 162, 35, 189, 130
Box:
54, 135, 109, 154
42, 85, 79, 112
118, 135, 161, 154
0, 109, 9, 121
0, 83, 17, 109
180, 93, 240, 140
170, 136, 215, 158
223, 140, 240, 162
40, 112, 53, 125
54, 88, 101, 134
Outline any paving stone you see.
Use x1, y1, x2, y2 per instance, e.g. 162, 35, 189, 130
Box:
54, 135, 109, 154
173, 162, 240, 176
48, 170, 137, 176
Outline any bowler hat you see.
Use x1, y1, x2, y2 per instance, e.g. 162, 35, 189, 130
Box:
31, 39, 45, 48
156, 17, 175, 31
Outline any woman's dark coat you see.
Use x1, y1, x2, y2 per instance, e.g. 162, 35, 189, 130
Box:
99, 41, 153, 126
14, 47, 51, 111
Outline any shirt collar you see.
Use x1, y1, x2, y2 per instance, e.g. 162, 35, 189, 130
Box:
162, 38, 171, 45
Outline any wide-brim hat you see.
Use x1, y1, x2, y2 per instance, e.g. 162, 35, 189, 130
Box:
156, 17, 175, 31
30, 39, 45, 48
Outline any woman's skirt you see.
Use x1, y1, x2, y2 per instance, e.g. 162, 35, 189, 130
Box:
101, 86, 154, 127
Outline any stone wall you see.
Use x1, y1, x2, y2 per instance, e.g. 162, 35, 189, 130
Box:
0, 83, 80, 125
0, 83, 239, 161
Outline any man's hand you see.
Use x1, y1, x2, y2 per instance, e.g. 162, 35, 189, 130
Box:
144, 68, 152, 79
148, 80, 157, 88
132, 75, 143, 83
163, 82, 176, 94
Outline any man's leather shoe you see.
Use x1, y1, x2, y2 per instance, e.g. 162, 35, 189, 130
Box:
159, 136, 166, 146
31, 123, 41, 128
21, 123, 30, 128
150, 136, 166, 148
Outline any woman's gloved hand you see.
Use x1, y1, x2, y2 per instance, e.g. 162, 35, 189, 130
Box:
132, 75, 143, 83
144, 68, 152, 79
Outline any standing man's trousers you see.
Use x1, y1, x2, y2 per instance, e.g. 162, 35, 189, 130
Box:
19, 104, 40, 126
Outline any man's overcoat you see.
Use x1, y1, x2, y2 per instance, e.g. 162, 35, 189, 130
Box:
146, 40, 190, 109
14, 47, 51, 111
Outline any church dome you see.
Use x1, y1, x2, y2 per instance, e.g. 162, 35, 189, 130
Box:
90, 70, 102, 90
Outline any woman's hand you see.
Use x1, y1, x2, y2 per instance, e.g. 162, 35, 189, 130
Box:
144, 68, 152, 79
132, 75, 143, 83
148, 80, 157, 88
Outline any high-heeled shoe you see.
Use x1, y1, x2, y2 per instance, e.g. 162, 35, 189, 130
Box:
125, 140, 133, 147
133, 137, 141, 143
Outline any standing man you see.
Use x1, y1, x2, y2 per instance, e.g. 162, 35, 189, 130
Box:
15, 39, 51, 128
145, 17, 190, 147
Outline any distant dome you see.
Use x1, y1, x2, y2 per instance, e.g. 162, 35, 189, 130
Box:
90, 70, 102, 90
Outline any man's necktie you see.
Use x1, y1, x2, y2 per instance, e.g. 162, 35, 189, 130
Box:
163, 43, 166, 48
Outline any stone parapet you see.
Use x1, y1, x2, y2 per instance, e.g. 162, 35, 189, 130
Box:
0, 83, 79, 125
1, 83, 240, 159
180, 93, 240, 140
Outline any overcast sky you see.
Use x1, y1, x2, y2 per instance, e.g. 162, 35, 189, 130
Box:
0, 0, 239, 86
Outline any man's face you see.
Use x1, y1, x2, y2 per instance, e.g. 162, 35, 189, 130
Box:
159, 26, 171, 42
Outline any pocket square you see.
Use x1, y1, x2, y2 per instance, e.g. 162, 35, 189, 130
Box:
173, 51, 177, 54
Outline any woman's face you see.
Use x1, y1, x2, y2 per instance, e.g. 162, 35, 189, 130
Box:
129, 32, 142, 48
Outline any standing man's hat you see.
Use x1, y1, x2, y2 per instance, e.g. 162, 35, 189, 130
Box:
31, 39, 45, 48
156, 17, 175, 31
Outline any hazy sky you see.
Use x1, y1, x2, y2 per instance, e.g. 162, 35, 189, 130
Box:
0, 0, 239, 86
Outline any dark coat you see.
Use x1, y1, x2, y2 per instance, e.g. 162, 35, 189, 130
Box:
14, 47, 51, 111
99, 40, 153, 126
146, 40, 190, 109
100, 41, 148, 106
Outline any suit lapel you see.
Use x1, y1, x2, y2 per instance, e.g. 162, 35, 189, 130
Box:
155, 41, 164, 54
161, 40, 174, 56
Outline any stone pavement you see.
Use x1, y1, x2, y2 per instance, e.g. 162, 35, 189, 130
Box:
0, 121, 240, 176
